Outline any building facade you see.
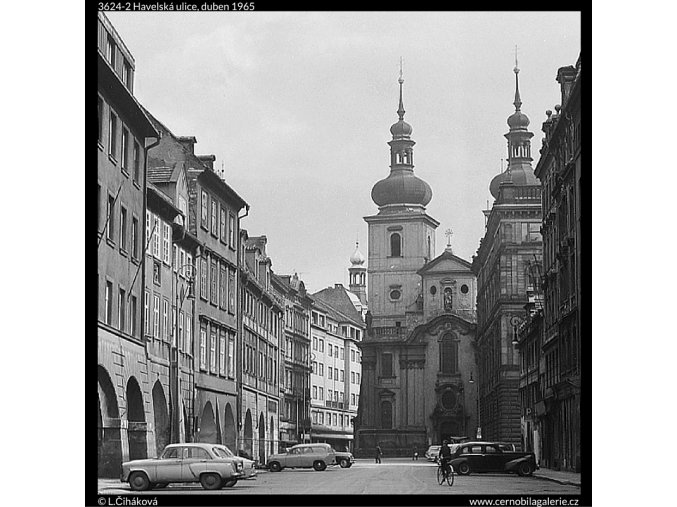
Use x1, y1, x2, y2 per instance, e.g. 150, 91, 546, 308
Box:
145, 118, 248, 454
354, 73, 478, 458
309, 284, 364, 452
274, 273, 313, 450
472, 62, 543, 448
97, 12, 159, 477
239, 234, 284, 463
532, 55, 582, 472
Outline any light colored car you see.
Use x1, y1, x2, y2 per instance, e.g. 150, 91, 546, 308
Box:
425, 445, 441, 461
267, 443, 336, 472
213, 444, 257, 480
121, 443, 244, 491
334, 449, 355, 468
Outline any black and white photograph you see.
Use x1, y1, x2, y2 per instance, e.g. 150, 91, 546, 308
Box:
92, 4, 586, 505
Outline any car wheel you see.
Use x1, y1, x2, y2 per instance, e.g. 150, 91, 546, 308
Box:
200, 473, 223, 490
222, 479, 238, 488
269, 461, 282, 472
339, 459, 350, 468
517, 462, 533, 477
128, 471, 150, 491
313, 460, 327, 471
457, 462, 471, 475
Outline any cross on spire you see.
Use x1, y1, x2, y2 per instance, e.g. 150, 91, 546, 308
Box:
397, 56, 405, 120
445, 228, 453, 247
513, 44, 522, 111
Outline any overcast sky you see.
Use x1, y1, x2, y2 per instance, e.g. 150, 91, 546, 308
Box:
107, 10, 581, 294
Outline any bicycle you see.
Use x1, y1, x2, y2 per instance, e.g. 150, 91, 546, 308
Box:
436, 459, 454, 486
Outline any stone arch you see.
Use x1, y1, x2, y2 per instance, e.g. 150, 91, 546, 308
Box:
258, 412, 266, 464
98, 365, 122, 477
224, 403, 237, 450
243, 410, 253, 458
126, 376, 148, 461
198, 401, 217, 443
152, 381, 169, 456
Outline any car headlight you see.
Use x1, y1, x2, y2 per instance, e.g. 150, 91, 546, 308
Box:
237, 462, 243, 471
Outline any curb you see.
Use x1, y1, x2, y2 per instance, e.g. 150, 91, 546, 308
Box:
532, 474, 581, 488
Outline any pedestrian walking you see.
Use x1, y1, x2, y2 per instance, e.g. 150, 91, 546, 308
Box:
375, 444, 383, 464
413, 448, 419, 460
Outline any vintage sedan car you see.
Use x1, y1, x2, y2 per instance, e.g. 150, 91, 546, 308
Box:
121, 443, 244, 491
213, 444, 257, 481
425, 445, 441, 462
334, 449, 355, 468
449, 441, 538, 477
267, 443, 336, 472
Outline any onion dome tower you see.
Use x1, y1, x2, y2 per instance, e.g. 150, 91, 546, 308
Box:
490, 55, 538, 199
348, 241, 367, 306
371, 66, 433, 211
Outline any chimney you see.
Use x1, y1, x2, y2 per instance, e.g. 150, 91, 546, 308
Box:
556, 65, 577, 106
177, 136, 197, 155
198, 154, 216, 171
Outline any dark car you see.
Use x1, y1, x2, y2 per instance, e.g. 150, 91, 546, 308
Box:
449, 441, 537, 477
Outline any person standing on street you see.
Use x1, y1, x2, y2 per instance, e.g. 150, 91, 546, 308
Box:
375, 444, 383, 464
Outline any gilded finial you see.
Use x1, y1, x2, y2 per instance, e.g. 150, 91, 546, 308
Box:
513, 45, 522, 111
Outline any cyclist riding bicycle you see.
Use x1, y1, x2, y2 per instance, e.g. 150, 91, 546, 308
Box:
438, 440, 452, 476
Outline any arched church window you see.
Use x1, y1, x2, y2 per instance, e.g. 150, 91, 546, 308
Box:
439, 335, 458, 374
444, 287, 453, 311
390, 233, 401, 257
381, 400, 393, 429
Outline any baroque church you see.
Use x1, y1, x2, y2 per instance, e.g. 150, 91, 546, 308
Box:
353, 71, 479, 457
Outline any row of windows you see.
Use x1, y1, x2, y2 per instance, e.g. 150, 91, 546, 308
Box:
243, 288, 281, 336
99, 185, 141, 261
199, 321, 235, 378
199, 254, 236, 314
284, 338, 309, 363
143, 290, 193, 352
98, 96, 142, 185
146, 211, 172, 265
285, 307, 309, 336
311, 385, 360, 406
200, 189, 236, 247
242, 329, 278, 384
98, 18, 134, 90
103, 279, 138, 337
311, 410, 352, 428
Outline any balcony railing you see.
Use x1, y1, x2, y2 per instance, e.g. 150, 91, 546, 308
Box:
371, 326, 404, 337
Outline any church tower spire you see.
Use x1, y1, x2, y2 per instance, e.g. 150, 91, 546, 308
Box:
371, 60, 433, 210
489, 49, 538, 198
348, 240, 367, 306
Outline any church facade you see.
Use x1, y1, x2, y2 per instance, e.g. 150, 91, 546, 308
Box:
354, 72, 478, 457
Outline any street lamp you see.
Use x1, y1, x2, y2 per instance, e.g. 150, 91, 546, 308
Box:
170, 263, 195, 444
469, 371, 481, 440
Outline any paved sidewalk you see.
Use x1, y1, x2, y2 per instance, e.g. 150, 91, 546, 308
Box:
533, 467, 581, 487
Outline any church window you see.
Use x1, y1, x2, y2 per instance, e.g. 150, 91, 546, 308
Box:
390, 233, 401, 257
381, 400, 393, 430
389, 289, 401, 301
430, 285, 437, 295
441, 390, 457, 409
461, 284, 469, 294
444, 287, 453, 311
381, 353, 393, 377
440, 335, 458, 374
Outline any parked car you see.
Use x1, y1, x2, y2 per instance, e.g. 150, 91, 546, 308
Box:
121, 443, 245, 491
334, 449, 355, 468
213, 444, 257, 481
449, 441, 538, 477
425, 445, 441, 462
267, 443, 336, 472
